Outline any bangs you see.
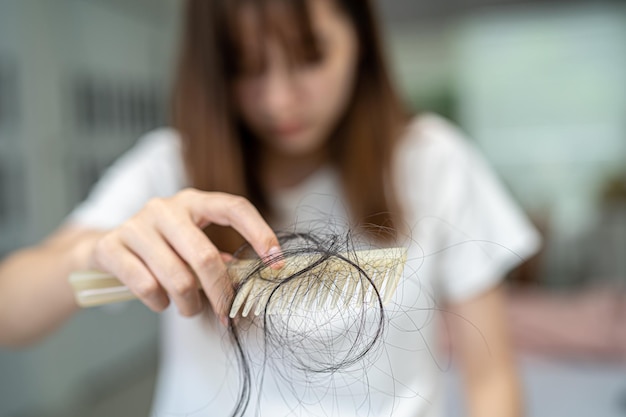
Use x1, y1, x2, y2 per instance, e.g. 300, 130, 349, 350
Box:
221, 0, 323, 76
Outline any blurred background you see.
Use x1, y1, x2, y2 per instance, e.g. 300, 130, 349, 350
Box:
0, 0, 625, 416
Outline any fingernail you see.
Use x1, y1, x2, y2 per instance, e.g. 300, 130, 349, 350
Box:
267, 246, 283, 268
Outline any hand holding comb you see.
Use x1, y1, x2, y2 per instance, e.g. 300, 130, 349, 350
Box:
68, 247, 407, 317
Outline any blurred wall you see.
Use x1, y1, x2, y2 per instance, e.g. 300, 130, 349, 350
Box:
0, 0, 179, 251
0, 0, 180, 415
389, 3, 626, 287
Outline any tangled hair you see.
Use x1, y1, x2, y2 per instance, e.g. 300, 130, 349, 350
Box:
225, 231, 390, 417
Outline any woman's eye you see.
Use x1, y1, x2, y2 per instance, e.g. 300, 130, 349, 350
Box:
300, 45, 327, 69
303, 53, 325, 69
237, 63, 265, 78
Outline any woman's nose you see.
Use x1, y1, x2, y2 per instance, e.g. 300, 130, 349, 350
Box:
261, 67, 298, 118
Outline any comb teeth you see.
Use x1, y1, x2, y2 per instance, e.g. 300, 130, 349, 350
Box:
228, 247, 407, 318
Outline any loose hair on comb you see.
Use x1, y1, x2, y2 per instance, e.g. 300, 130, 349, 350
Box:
225, 230, 395, 417
67, 224, 498, 416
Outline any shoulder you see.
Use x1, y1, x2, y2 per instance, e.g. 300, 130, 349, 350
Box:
394, 114, 541, 301
393, 113, 482, 207
115, 127, 186, 188
127, 127, 187, 193
127, 127, 183, 163
396, 112, 476, 170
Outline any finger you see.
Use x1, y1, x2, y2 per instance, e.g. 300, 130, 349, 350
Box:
154, 212, 232, 317
183, 191, 282, 264
99, 238, 170, 312
120, 225, 202, 317
220, 252, 234, 263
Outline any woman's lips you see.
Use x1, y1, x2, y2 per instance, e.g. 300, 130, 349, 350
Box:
272, 122, 306, 137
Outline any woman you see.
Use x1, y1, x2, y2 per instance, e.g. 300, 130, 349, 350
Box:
0, 0, 539, 416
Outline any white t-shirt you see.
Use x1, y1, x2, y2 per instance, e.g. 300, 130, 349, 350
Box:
68, 113, 540, 417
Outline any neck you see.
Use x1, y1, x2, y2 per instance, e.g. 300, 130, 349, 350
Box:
260, 146, 330, 192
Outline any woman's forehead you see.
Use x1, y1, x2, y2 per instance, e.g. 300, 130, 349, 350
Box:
228, 0, 324, 67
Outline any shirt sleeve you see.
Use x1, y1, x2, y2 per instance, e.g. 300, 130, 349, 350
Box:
65, 128, 186, 230
397, 114, 541, 302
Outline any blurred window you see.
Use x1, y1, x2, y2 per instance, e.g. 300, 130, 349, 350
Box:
0, 56, 18, 131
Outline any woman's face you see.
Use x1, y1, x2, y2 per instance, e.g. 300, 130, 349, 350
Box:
234, 0, 359, 157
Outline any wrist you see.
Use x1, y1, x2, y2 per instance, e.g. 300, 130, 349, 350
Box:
68, 230, 105, 271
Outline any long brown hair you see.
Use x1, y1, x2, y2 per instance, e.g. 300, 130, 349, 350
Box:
173, 0, 409, 252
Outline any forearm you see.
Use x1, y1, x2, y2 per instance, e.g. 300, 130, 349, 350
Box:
464, 365, 522, 417
0, 228, 102, 347
450, 285, 523, 417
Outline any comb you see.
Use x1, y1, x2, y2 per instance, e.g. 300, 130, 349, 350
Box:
68, 247, 408, 317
